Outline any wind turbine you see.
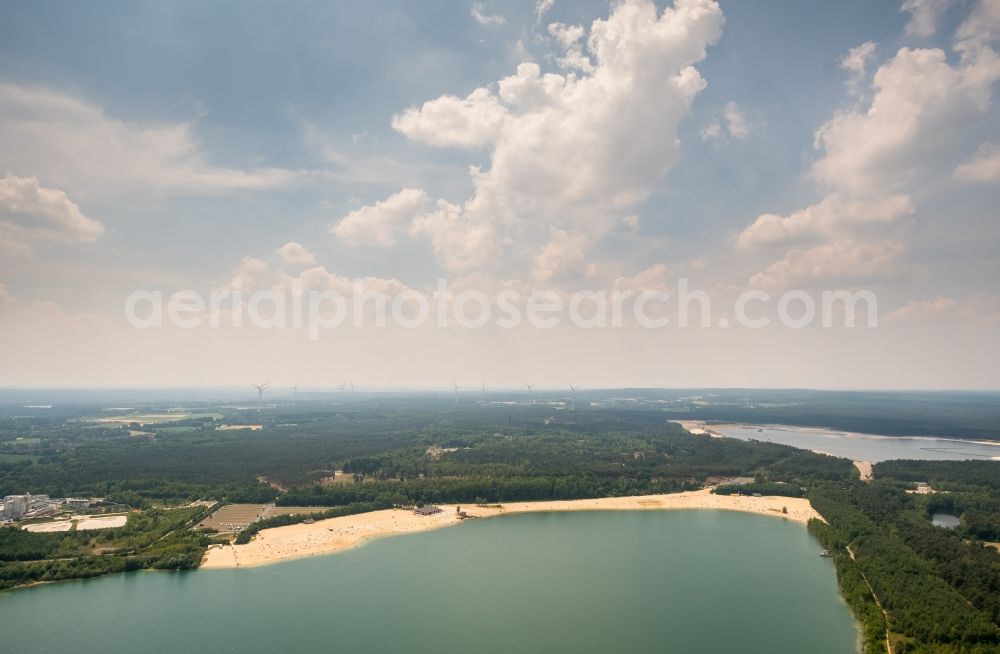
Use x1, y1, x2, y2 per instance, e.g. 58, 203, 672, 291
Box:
525, 382, 534, 405
250, 382, 268, 414
452, 380, 460, 407
568, 382, 580, 411
481, 379, 486, 405
292, 383, 299, 408
349, 379, 355, 401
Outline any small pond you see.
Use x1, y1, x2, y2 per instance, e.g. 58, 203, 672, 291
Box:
931, 513, 961, 529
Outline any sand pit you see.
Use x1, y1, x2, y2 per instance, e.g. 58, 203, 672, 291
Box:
22, 514, 127, 532
75, 515, 128, 530
24, 520, 73, 533
853, 460, 873, 481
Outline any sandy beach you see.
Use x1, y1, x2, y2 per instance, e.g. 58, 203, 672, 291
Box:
200, 489, 822, 569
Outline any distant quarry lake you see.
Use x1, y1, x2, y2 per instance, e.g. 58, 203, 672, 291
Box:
0, 510, 858, 654
713, 424, 1000, 462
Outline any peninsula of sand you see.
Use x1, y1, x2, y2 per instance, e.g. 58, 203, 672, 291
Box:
200, 489, 821, 570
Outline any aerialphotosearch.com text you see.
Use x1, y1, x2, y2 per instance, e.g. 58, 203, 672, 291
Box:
124, 278, 878, 340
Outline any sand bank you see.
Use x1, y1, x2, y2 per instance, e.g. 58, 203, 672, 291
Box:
200, 489, 821, 570
675, 420, 727, 437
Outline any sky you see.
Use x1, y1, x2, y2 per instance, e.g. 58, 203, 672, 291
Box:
1, 0, 999, 390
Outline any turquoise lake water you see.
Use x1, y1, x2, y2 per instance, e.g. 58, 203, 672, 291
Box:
0, 510, 858, 653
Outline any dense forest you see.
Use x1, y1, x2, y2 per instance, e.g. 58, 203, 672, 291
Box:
808, 462, 1000, 653
875, 459, 1000, 490
277, 423, 854, 507
0, 402, 856, 503
1, 391, 998, 654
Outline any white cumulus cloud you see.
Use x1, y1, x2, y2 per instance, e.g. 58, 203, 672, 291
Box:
471, 3, 506, 27
737, 194, 913, 248
392, 0, 725, 277
901, 0, 952, 38
548, 22, 595, 72
813, 46, 1000, 194
954, 142, 1000, 181
0, 84, 298, 197
885, 295, 956, 322
750, 240, 907, 289
408, 198, 500, 274
741, 20, 1000, 288
331, 188, 429, 247
275, 242, 318, 268
535, 0, 555, 24
532, 228, 591, 282
840, 41, 877, 76
0, 175, 105, 255
886, 293, 1000, 325
391, 88, 507, 149
955, 0, 1000, 52
701, 101, 749, 142
839, 41, 877, 94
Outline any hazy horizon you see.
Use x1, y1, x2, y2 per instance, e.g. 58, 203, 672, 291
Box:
1, 385, 998, 396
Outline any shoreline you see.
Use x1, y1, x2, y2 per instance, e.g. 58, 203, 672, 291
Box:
677, 419, 1000, 448
200, 489, 821, 570
679, 420, 900, 481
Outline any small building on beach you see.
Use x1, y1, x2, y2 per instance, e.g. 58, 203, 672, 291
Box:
414, 506, 442, 516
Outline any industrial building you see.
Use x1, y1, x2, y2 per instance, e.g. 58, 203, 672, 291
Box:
2, 494, 58, 520
2, 495, 29, 520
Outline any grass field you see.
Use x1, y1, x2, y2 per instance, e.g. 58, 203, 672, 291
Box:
3, 437, 41, 446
